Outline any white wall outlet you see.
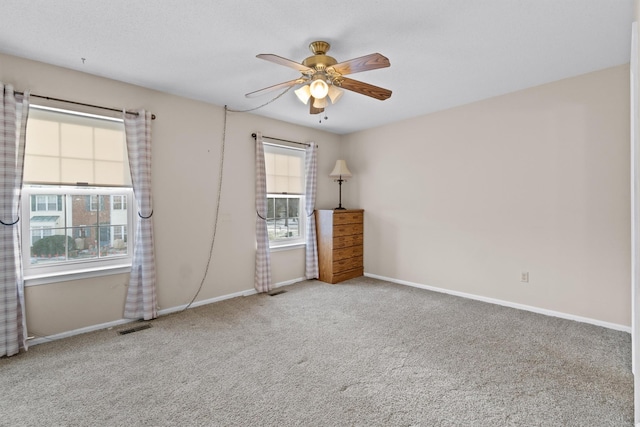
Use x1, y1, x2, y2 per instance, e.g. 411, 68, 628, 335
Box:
521, 272, 529, 283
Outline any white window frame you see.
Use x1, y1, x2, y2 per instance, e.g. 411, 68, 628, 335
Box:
263, 142, 306, 249
21, 105, 134, 286
22, 185, 135, 285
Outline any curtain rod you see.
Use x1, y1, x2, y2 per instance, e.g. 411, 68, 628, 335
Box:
251, 133, 310, 147
14, 92, 156, 120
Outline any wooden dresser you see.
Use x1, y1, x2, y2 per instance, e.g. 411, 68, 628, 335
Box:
315, 209, 364, 284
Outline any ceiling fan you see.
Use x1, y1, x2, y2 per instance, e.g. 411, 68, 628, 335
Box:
245, 41, 392, 115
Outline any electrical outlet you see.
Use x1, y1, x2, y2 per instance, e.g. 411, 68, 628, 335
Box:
520, 272, 529, 283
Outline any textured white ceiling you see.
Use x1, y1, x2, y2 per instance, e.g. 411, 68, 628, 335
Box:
0, 0, 633, 134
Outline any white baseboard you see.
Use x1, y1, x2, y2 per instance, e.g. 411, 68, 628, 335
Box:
273, 277, 307, 288
28, 277, 309, 347
28, 318, 137, 346
364, 273, 631, 333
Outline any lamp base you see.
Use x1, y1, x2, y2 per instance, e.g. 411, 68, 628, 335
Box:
334, 207, 346, 210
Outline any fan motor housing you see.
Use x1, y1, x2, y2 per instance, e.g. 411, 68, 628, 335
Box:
302, 55, 337, 71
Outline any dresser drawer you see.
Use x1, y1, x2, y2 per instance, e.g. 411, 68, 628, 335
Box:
333, 211, 363, 225
333, 234, 363, 249
334, 246, 363, 261
334, 223, 363, 237
333, 255, 363, 273
331, 267, 364, 283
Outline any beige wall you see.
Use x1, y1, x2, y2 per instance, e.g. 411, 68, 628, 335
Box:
343, 65, 631, 326
1, 52, 631, 336
0, 53, 342, 336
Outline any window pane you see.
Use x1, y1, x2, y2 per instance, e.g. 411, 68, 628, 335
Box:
30, 228, 70, 265
29, 193, 65, 264
71, 195, 98, 227
98, 226, 111, 256
106, 195, 127, 226
274, 198, 287, 219
273, 218, 289, 240
102, 225, 128, 258
69, 226, 99, 260
288, 198, 299, 218
266, 196, 303, 242
267, 219, 277, 240
267, 198, 275, 219
68, 226, 92, 261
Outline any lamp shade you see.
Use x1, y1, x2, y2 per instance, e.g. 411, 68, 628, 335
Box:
312, 96, 328, 109
327, 85, 343, 104
309, 78, 329, 99
329, 160, 352, 178
294, 85, 311, 104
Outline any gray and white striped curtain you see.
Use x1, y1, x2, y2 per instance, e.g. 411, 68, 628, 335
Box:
304, 143, 319, 279
255, 132, 272, 293
0, 84, 29, 357
124, 110, 157, 320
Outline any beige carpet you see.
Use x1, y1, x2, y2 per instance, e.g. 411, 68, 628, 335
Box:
0, 277, 633, 426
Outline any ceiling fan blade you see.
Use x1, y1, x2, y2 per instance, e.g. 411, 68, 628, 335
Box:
329, 53, 390, 76
309, 96, 324, 115
245, 79, 304, 98
338, 78, 392, 100
256, 54, 313, 73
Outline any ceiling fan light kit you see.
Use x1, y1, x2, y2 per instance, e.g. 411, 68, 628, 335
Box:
313, 96, 328, 109
246, 41, 392, 116
327, 85, 343, 104
309, 75, 329, 99
294, 85, 312, 104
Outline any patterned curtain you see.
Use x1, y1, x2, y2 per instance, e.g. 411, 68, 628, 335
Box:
123, 110, 157, 320
304, 143, 319, 279
0, 84, 29, 357
255, 132, 272, 292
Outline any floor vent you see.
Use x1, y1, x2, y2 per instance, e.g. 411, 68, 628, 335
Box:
269, 290, 287, 296
118, 324, 152, 335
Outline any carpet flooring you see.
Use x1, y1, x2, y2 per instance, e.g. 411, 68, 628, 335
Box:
0, 277, 633, 426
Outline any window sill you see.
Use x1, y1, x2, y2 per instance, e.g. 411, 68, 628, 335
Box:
269, 242, 306, 252
24, 263, 132, 287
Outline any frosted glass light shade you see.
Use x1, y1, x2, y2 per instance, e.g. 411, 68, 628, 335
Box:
329, 160, 352, 178
327, 85, 343, 104
294, 85, 311, 104
309, 78, 329, 99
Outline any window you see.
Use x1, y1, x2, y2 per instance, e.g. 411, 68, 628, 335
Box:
266, 195, 301, 240
112, 195, 127, 210
263, 143, 306, 247
32, 195, 62, 211
21, 106, 134, 282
